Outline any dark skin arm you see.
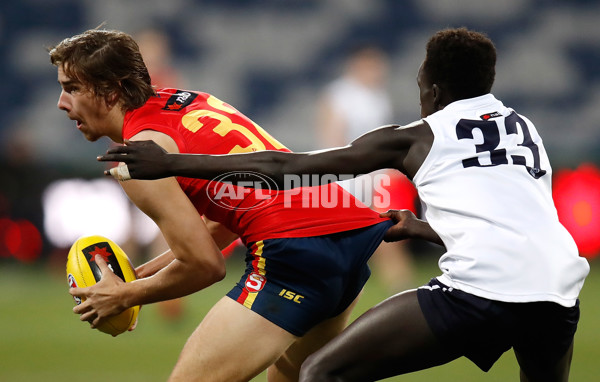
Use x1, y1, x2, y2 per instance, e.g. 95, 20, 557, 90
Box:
99, 122, 434, 185
99, 121, 442, 245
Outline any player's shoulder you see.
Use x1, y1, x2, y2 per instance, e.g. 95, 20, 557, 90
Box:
384, 120, 433, 146
129, 130, 180, 154
151, 88, 210, 111
351, 121, 432, 175
394, 119, 430, 133
348, 121, 431, 154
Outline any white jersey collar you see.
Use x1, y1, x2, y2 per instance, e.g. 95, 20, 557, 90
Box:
442, 93, 500, 113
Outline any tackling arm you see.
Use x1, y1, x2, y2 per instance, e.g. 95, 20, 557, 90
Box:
99, 123, 430, 187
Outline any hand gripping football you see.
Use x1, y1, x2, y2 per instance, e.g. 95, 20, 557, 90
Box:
66, 235, 140, 336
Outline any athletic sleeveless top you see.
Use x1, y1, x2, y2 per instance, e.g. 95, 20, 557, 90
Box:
414, 94, 589, 307
123, 89, 385, 245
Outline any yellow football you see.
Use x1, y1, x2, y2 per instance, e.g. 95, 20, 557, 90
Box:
66, 235, 140, 336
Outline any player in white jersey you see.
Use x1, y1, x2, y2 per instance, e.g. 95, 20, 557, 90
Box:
99, 28, 589, 382
418, 93, 584, 306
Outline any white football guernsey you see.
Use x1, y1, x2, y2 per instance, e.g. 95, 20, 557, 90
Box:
414, 94, 589, 307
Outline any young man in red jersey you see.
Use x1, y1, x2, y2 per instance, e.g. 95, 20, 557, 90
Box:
50, 28, 396, 382
99, 28, 589, 382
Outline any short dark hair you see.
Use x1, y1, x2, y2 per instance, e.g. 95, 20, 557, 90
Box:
423, 27, 496, 100
49, 28, 155, 111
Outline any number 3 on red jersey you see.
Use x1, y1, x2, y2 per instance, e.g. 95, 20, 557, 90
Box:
181, 95, 286, 153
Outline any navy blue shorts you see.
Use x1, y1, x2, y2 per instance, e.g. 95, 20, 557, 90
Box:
417, 278, 580, 372
226, 220, 393, 336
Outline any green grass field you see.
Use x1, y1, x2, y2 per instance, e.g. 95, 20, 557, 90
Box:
1, 255, 597, 381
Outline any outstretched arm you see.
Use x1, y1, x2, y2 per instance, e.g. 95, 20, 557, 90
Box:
99, 122, 432, 186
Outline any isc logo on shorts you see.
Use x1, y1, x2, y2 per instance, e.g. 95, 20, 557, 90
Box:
279, 288, 304, 303
245, 272, 266, 293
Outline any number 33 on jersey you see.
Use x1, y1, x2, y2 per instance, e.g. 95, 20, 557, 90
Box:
456, 111, 546, 179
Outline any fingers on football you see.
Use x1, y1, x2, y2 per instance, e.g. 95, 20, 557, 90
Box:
79, 309, 97, 324
71, 293, 91, 315
94, 255, 112, 275
70, 286, 89, 301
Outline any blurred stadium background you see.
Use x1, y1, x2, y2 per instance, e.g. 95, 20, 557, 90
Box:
0, 0, 599, 381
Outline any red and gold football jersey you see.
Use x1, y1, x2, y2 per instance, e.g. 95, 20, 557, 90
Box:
122, 88, 386, 244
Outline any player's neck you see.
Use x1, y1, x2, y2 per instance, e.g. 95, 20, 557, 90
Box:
105, 105, 126, 143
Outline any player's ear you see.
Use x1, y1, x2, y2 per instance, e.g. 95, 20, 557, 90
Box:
105, 90, 120, 108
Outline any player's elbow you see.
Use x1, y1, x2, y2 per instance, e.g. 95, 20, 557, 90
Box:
212, 261, 227, 283
203, 256, 226, 285
181, 252, 226, 290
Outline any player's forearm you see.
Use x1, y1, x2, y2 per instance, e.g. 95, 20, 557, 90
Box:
103, 126, 402, 184
161, 127, 403, 186
165, 150, 324, 188
135, 249, 175, 278
125, 257, 225, 307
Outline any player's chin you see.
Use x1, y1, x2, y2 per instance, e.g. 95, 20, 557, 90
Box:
81, 131, 101, 142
